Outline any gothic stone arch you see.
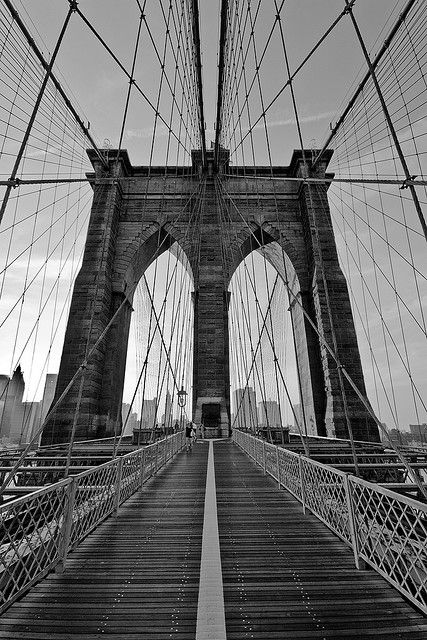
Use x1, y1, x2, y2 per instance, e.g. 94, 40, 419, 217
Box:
42, 148, 379, 444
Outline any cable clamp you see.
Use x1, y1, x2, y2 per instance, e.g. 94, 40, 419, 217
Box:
400, 175, 417, 190
11, 178, 21, 188
69, 0, 78, 11
343, 1, 356, 14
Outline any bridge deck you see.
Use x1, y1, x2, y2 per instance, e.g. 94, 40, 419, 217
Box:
1, 441, 426, 639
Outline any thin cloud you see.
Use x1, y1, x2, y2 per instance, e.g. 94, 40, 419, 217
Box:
125, 123, 168, 140
252, 110, 336, 131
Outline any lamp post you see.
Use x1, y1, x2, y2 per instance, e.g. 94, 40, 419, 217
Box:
177, 386, 187, 433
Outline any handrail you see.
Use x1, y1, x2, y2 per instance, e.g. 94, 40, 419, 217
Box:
233, 430, 427, 615
0, 432, 185, 615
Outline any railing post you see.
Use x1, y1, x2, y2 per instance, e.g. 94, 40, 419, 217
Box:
262, 440, 266, 475
275, 446, 281, 488
299, 455, 306, 514
154, 441, 159, 473
139, 448, 146, 489
114, 456, 124, 516
344, 474, 360, 569
56, 478, 77, 573
163, 435, 167, 467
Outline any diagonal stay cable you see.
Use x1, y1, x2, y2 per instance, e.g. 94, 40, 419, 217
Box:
228, 4, 350, 160
0, 175, 204, 493
217, 175, 427, 498
74, 5, 192, 159
2, 0, 106, 168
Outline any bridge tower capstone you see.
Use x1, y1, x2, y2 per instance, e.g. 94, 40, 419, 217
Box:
42, 148, 379, 444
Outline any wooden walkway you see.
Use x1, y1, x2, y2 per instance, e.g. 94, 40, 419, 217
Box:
0, 440, 426, 639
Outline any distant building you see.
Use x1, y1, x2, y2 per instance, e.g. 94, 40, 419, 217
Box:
39, 373, 58, 425
385, 427, 412, 446
122, 403, 138, 435
258, 399, 281, 428
409, 424, 427, 445
233, 387, 257, 431
161, 390, 173, 431
21, 401, 41, 443
140, 397, 157, 429
0, 365, 25, 444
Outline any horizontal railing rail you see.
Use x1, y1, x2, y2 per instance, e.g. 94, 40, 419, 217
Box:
233, 430, 427, 614
0, 431, 184, 615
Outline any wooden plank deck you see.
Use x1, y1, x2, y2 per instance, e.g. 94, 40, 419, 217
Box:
0, 445, 207, 639
0, 440, 426, 639
215, 441, 427, 639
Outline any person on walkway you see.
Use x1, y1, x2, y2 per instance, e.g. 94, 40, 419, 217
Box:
185, 423, 193, 451
191, 423, 197, 444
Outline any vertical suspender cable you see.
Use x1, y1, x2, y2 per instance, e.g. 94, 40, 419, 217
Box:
191, 0, 207, 167
342, 0, 427, 242
214, 0, 229, 168
0, 2, 76, 225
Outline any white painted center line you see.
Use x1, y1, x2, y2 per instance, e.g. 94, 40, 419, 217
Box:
196, 440, 227, 640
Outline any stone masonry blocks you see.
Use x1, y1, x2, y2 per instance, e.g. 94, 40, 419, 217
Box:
42, 149, 379, 444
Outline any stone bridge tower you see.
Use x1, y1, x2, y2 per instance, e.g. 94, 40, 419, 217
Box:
42, 147, 379, 444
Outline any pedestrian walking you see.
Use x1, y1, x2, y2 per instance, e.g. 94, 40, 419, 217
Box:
185, 423, 193, 451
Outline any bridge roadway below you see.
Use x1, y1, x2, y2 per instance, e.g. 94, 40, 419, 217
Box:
1, 441, 426, 639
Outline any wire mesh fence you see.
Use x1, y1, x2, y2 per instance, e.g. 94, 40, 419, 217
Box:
0, 431, 184, 614
233, 429, 427, 614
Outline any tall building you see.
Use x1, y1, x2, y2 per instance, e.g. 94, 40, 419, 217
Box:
21, 401, 41, 443
409, 424, 427, 444
161, 390, 173, 430
0, 365, 25, 444
258, 399, 281, 428
140, 397, 157, 429
122, 403, 138, 435
40, 374, 58, 425
233, 387, 257, 431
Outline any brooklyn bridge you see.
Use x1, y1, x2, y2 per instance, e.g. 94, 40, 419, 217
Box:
0, 0, 426, 637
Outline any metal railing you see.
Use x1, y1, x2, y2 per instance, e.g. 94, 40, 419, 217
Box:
0, 431, 184, 614
233, 430, 427, 614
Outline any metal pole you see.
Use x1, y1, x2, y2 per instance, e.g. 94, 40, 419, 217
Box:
140, 448, 146, 489
114, 457, 124, 516
262, 440, 266, 475
299, 455, 306, 514
155, 441, 159, 473
344, 474, 360, 569
56, 478, 77, 573
275, 446, 281, 487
